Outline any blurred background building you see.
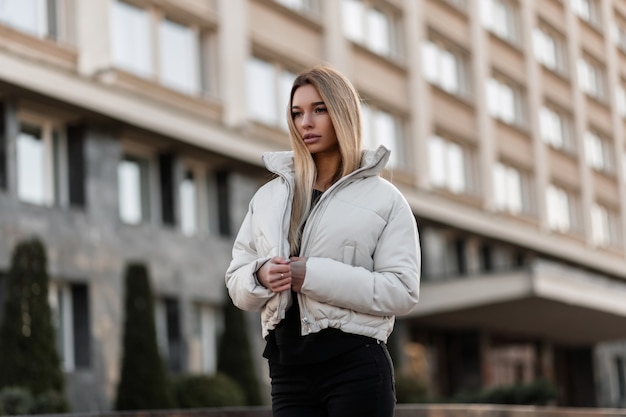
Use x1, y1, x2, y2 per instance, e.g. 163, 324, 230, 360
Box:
0, 0, 626, 411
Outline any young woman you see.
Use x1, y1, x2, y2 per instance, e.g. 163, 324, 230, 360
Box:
225, 65, 420, 417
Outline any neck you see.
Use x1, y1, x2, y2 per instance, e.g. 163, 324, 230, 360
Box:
313, 152, 341, 191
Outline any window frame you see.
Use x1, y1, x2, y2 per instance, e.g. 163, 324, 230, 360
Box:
546, 184, 580, 233
577, 56, 606, 100
341, 0, 403, 61
584, 129, 613, 174
422, 36, 472, 98
539, 104, 575, 153
493, 162, 533, 215
428, 134, 476, 195
16, 111, 69, 208
487, 76, 526, 126
481, 0, 521, 45
361, 102, 407, 170
118, 142, 160, 225
533, 24, 567, 75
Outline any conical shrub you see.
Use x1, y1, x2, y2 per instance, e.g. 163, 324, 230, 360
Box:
115, 262, 174, 410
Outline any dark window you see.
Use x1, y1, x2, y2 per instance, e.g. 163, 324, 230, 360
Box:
0, 102, 6, 190
165, 298, 182, 373
617, 357, 626, 401
67, 124, 86, 207
481, 244, 493, 272
0, 272, 5, 324
72, 283, 91, 368
455, 238, 467, 275
159, 153, 176, 225
216, 170, 231, 237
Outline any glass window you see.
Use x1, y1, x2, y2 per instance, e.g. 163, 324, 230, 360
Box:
494, 163, 526, 214
49, 282, 91, 371
481, 0, 519, 43
0, 0, 55, 38
533, 26, 566, 74
159, 19, 200, 94
488, 77, 523, 125
546, 185, 572, 232
17, 121, 67, 207
111, 1, 152, 78
578, 58, 605, 100
591, 203, 610, 247
617, 86, 626, 118
190, 304, 218, 374
540, 105, 573, 152
246, 57, 295, 129
341, 0, 399, 59
180, 169, 198, 236
573, 0, 600, 26
422, 40, 470, 97
275, 0, 320, 15
362, 104, 405, 169
428, 135, 470, 194
584, 131, 612, 173
155, 298, 182, 373
118, 155, 151, 224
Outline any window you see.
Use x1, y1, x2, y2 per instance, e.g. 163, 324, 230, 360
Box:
49, 282, 91, 371
616, 357, 626, 403
180, 169, 198, 236
591, 203, 621, 247
155, 297, 182, 373
0, 273, 5, 325
159, 19, 200, 94
361, 104, 406, 169
546, 185, 577, 233
111, 0, 211, 95
617, 85, 626, 118
246, 57, 295, 130
118, 154, 153, 224
17, 120, 68, 207
481, 0, 520, 44
111, 1, 152, 78
612, 20, 626, 52
428, 135, 473, 194
584, 130, 612, 173
539, 105, 574, 152
493, 163, 531, 214
422, 38, 471, 97
445, 0, 467, 10
533, 26, 567, 74
189, 304, 219, 374
342, 0, 401, 59
0, 0, 60, 40
578, 57, 605, 100
573, 0, 600, 26
487, 77, 525, 125
274, 0, 320, 15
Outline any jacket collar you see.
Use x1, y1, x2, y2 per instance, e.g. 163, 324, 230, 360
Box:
262, 145, 390, 180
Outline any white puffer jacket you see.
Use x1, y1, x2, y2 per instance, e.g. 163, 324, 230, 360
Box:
225, 146, 420, 342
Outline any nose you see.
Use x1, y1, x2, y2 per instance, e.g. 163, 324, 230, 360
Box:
300, 111, 313, 129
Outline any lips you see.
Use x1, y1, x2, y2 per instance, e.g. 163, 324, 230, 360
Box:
303, 133, 320, 144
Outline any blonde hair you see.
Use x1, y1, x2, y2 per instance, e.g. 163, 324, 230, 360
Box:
286, 65, 363, 255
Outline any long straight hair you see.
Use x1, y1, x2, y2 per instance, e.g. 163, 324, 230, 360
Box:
286, 65, 363, 255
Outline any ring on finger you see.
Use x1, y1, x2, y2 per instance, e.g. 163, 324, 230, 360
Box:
281, 273, 284, 278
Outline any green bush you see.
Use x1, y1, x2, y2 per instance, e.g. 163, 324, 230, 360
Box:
395, 373, 429, 403
452, 379, 559, 405
0, 387, 34, 416
174, 373, 246, 408
0, 239, 65, 399
31, 390, 69, 414
115, 262, 174, 410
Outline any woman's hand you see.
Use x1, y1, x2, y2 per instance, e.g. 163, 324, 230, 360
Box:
257, 257, 292, 293
289, 257, 307, 293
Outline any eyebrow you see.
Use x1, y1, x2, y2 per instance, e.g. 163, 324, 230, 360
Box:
292, 101, 325, 110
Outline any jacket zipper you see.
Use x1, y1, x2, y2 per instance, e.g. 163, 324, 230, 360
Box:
297, 177, 354, 335
276, 172, 294, 320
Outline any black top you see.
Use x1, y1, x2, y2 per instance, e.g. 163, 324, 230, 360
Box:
263, 189, 376, 365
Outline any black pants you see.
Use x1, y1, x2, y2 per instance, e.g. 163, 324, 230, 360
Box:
269, 342, 396, 417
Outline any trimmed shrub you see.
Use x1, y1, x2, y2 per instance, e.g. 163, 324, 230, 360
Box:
174, 373, 246, 408
395, 373, 429, 403
0, 387, 34, 416
452, 379, 559, 405
115, 262, 174, 410
217, 296, 263, 405
31, 390, 70, 414
0, 238, 66, 399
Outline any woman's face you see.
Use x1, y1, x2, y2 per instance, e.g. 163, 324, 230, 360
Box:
291, 84, 339, 157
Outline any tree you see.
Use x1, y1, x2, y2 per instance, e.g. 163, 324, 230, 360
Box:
115, 262, 174, 410
217, 295, 263, 405
0, 238, 65, 397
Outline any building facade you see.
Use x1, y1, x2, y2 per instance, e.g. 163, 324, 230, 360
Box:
1, 0, 626, 410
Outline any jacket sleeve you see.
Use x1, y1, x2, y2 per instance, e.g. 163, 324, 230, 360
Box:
225, 203, 275, 312
300, 196, 420, 317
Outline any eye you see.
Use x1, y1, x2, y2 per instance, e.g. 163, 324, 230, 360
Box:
291, 111, 303, 118
314, 107, 328, 114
